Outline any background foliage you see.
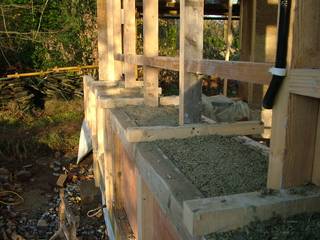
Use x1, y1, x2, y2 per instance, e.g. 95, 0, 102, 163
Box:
0, 1, 240, 102
0, 0, 97, 75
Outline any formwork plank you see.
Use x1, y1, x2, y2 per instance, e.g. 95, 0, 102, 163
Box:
126, 121, 264, 142
183, 187, 320, 236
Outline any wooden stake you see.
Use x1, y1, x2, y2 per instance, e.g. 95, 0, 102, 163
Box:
113, 0, 123, 80
143, 0, 159, 106
106, 0, 116, 81
123, 0, 137, 87
97, 0, 108, 81
179, 0, 204, 125
223, 0, 233, 96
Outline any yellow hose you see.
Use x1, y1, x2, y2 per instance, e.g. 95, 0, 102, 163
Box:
6, 65, 98, 79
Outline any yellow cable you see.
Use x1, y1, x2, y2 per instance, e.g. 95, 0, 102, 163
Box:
0, 191, 24, 206
86, 204, 106, 218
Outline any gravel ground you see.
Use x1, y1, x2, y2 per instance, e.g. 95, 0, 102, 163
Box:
120, 105, 179, 126
150, 135, 268, 197
206, 212, 320, 240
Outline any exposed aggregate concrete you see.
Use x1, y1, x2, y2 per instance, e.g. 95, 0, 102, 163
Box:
150, 135, 268, 197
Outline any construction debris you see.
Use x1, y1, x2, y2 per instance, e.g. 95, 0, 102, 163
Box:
0, 156, 107, 240
56, 174, 68, 188
0, 73, 86, 110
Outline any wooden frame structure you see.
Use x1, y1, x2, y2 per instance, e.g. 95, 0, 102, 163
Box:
88, 0, 320, 239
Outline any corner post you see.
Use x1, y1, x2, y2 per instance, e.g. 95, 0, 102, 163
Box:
267, 0, 320, 189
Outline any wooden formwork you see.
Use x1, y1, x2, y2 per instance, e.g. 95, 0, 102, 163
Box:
83, 80, 320, 239
87, 0, 320, 239
90, 97, 320, 239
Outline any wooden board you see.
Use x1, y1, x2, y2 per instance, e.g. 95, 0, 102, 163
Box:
98, 97, 144, 109
183, 187, 320, 236
151, 186, 181, 240
268, 0, 320, 189
123, 0, 137, 87
143, 0, 159, 106
179, 0, 204, 124
223, 0, 233, 96
137, 174, 154, 240
106, 0, 116, 81
115, 54, 272, 85
113, 0, 123, 80
108, 110, 202, 239
120, 140, 138, 237
284, 94, 319, 186
159, 96, 179, 106
107, 107, 264, 143
125, 121, 264, 142
312, 107, 320, 185
97, 0, 108, 81
288, 69, 320, 99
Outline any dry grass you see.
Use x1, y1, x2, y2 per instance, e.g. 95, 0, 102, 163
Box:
0, 99, 83, 164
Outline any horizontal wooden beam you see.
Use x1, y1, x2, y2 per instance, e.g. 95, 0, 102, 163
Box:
115, 54, 178, 71
88, 79, 119, 88
288, 69, 320, 99
183, 187, 320, 236
98, 97, 144, 108
159, 95, 179, 106
115, 54, 272, 84
97, 96, 179, 109
125, 121, 264, 142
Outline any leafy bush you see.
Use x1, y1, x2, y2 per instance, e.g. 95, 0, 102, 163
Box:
0, 0, 97, 74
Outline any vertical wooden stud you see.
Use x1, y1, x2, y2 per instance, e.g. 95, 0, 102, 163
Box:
106, 0, 116, 81
137, 174, 154, 240
113, 0, 123, 80
97, 0, 116, 81
223, 0, 233, 96
97, 0, 108, 81
312, 107, 320, 185
179, 0, 204, 125
283, 94, 319, 186
143, 0, 159, 106
238, 0, 254, 100
267, 0, 320, 189
123, 0, 137, 87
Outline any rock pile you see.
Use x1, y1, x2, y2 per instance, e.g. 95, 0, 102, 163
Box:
0, 157, 107, 240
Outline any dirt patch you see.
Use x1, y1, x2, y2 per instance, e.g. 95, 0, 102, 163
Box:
147, 135, 268, 197
206, 212, 320, 240
120, 105, 179, 126
0, 99, 106, 239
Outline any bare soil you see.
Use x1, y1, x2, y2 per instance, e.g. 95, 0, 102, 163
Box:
0, 99, 106, 239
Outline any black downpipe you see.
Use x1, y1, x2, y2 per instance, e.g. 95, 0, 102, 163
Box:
262, 0, 292, 109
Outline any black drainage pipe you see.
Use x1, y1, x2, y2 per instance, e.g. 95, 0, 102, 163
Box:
262, 0, 292, 109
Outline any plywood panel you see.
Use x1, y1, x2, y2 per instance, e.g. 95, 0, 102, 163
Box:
312, 105, 320, 185
120, 139, 138, 237
152, 193, 180, 240
284, 95, 319, 186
